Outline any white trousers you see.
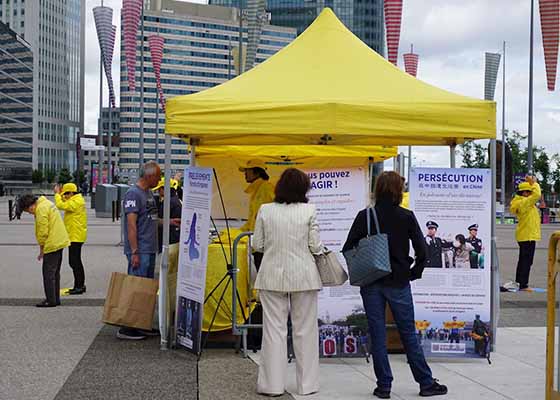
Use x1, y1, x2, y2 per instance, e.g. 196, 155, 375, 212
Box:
258, 290, 320, 396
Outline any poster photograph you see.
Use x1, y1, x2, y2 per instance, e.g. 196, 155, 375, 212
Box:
176, 167, 213, 354
305, 167, 369, 358
409, 167, 492, 358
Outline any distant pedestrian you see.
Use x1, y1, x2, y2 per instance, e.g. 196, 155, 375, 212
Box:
54, 183, 88, 294
118, 161, 161, 340
510, 176, 541, 290
152, 178, 182, 252
18, 194, 70, 307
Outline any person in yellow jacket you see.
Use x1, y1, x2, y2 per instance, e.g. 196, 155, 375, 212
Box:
238, 159, 275, 233
54, 182, 88, 294
18, 194, 70, 307
510, 176, 541, 290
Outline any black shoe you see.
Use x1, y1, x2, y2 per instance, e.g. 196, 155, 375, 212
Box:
116, 327, 147, 340
138, 328, 160, 337
373, 387, 391, 398
420, 380, 448, 397
36, 300, 57, 308
68, 286, 86, 295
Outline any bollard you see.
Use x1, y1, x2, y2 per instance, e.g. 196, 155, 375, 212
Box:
116, 200, 121, 221
112, 201, 116, 222
8, 199, 13, 221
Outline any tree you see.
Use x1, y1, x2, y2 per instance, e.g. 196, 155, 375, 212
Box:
45, 169, 56, 184
31, 169, 44, 184
57, 168, 73, 184
460, 140, 488, 168
73, 169, 86, 185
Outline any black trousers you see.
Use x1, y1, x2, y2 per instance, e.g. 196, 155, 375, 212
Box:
43, 249, 63, 304
69, 242, 85, 288
516, 241, 536, 288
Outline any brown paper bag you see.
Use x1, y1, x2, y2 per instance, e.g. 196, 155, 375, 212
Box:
102, 272, 159, 330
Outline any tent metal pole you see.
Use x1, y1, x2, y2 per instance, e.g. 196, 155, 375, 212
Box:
159, 131, 172, 350
407, 146, 412, 183
450, 144, 456, 168
490, 138, 498, 349
501, 41, 507, 224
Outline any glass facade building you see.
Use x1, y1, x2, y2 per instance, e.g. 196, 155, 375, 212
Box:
119, 0, 296, 173
0, 0, 85, 174
209, 0, 385, 55
0, 21, 32, 182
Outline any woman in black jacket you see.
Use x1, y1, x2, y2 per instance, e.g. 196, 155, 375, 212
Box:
343, 171, 447, 399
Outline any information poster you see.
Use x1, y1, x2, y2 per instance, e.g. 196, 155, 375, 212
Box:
410, 168, 492, 358
305, 167, 368, 358
175, 167, 213, 354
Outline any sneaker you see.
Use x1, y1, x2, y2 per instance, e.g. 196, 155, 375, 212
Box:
419, 380, 448, 397
116, 327, 147, 340
373, 387, 391, 398
36, 300, 57, 308
502, 281, 519, 292
139, 328, 160, 337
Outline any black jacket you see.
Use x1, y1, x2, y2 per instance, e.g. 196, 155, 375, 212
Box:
157, 190, 183, 252
342, 199, 427, 287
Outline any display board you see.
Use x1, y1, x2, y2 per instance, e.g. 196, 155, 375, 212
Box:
305, 167, 369, 358
409, 168, 492, 358
175, 167, 213, 354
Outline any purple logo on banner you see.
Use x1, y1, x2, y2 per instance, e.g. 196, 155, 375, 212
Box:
514, 173, 526, 189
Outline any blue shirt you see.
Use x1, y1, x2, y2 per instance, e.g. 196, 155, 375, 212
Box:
123, 184, 158, 255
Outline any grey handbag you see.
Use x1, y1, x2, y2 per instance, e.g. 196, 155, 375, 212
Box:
315, 248, 348, 287
342, 206, 392, 286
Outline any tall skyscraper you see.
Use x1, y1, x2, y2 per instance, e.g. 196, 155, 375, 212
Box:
118, 0, 296, 174
0, 21, 33, 185
209, 0, 385, 55
0, 0, 85, 173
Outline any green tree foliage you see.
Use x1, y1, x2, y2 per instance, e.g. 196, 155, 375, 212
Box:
73, 169, 86, 184
57, 168, 73, 184
45, 169, 56, 184
460, 141, 488, 168
31, 169, 44, 184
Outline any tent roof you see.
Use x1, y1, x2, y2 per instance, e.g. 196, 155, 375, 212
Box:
166, 8, 496, 146
195, 145, 397, 162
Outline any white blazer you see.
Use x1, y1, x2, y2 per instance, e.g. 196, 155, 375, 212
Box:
252, 202, 323, 292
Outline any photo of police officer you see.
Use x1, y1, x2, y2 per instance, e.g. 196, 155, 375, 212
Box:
466, 224, 484, 269
425, 221, 453, 268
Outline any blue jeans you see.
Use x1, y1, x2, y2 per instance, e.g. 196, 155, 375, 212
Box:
360, 283, 434, 390
126, 253, 156, 279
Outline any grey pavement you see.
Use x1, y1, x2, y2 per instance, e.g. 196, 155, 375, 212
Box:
0, 195, 559, 399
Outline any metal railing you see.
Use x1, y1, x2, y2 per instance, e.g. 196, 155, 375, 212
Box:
546, 231, 560, 400
231, 232, 262, 358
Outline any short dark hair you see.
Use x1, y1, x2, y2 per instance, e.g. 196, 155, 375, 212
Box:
253, 167, 269, 181
18, 194, 38, 211
274, 168, 310, 204
374, 171, 403, 205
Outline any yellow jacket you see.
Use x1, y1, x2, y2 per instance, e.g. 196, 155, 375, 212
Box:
55, 193, 87, 243
401, 192, 410, 209
240, 178, 275, 232
510, 183, 541, 242
35, 196, 70, 254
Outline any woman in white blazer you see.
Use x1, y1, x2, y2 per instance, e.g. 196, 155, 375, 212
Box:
252, 168, 323, 397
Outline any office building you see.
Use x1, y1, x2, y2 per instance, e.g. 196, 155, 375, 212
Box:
0, 0, 86, 173
209, 0, 385, 55
119, 0, 296, 173
0, 21, 32, 186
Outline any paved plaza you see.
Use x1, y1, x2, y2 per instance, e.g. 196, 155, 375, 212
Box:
0, 197, 557, 400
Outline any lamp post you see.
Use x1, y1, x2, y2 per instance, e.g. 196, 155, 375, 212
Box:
528, 0, 534, 174
139, 2, 145, 171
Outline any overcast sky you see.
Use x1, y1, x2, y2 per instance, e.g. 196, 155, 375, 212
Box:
84, 0, 559, 168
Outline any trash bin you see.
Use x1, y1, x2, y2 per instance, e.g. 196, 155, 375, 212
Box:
95, 184, 118, 218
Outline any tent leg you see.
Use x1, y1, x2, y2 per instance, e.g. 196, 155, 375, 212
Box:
490, 139, 498, 350
450, 144, 456, 168
159, 133, 172, 350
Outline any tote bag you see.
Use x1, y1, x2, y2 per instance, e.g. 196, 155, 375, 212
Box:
342, 207, 391, 286
315, 249, 348, 286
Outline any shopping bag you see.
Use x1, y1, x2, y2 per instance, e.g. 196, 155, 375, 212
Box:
102, 272, 159, 330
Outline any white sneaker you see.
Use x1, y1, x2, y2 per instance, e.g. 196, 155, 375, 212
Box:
502, 281, 520, 292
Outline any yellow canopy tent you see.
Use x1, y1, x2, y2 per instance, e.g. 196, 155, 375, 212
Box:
160, 8, 497, 349
166, 8, 496, 146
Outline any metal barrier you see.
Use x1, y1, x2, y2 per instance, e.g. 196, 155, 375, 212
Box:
231, 231, 262, 358
546, 231, 560, 400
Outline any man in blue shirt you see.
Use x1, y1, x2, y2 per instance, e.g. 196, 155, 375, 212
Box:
117, 161, 161, 340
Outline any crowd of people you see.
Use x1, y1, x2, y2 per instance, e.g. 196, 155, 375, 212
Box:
16, 158, 543, 398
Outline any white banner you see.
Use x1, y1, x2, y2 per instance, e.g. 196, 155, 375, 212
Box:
305, 167, 369, 358
176, 167, 213, 354
410, 168, 492, 358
